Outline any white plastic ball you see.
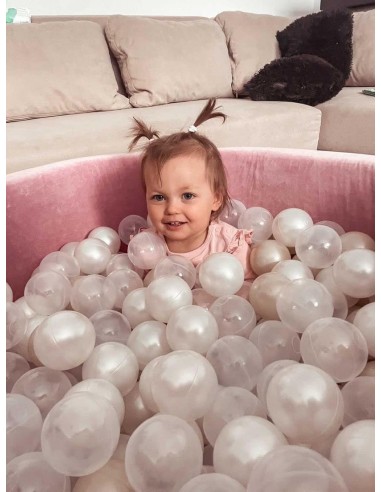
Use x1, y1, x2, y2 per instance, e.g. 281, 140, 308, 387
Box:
6, 352, 30, 393
122, 287, 154, 328
341, 376, 375, 426
199, 253, 244, 297
250, 239, 291, 275
272, 208, 313, 247
192, 288, 216, 309
6, 282, 14, 302
74, 238, 112, 274
295, 225, 342, 268
249, 272, 290, 320
272, 259, 314, 281
72, 459, 132, 492
333, 249, 375, 298
340, 231, 375, 251
154, 255, 197, 288
316, 220, 345, 235
127, 320, 171, 369
106, 253, 143, 277
107, 268, 144, 309
353, 302, 375, 357
60, 241, 79, 256
179, 473, 245, 492
88, 226, 121, 254
6, 302, 27, 350
39, 251, 80, 279
209, 295, 256, 338
127, 231, 167, 269
121, 383, 154, 435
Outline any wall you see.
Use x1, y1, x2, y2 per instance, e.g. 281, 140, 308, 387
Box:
6, 0, 321, 18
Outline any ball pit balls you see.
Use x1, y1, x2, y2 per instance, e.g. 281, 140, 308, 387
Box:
238, 206, 273, 244
88, 226, 121, 254
199, 252, 244, 297
219, 199, 246, 227
127, 231, 167, 270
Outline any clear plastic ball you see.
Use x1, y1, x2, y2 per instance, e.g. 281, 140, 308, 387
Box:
72, 459, 132, 492
272, 208, 313, 247
154, 255, 197, 288
199, 253, 244, 297
11, 367, 72, 419
127, 320, 171, 369
6, 302, 27, 350
7, 282, 14, 302
122, 287, 154, 328
151, 350, 219, 420
300, 318, 368, 382
74, 238, 112, 274
179, 473, 246, 492
33, 311, 96, 370
138, 356, 164, 413
315, 267, 350, 319
213, 415, 287, 486
125, 414, 203, 492
249, 320, 301, 366
192, 288, 216, 309
353, 302, 375, 357
247, 445, 348, 492
203, 386, 266, 446
206, 336, 263, 391
143, 268, 155, 286
340, 231, 375, 251
82, 342, 139, 396
276, 278, 334, 333
220, 199, 246, 227
7, 393, 43, 463
118, 214, 147, 245
127, 231, 167, 269
41, 392, 120, 476
266, 363, 344, 445
65, 378, 125, 425
238, 206, 273, 244
7, 451, 71, 492
24, 271, 71, 316
11, 314, 47, 362
14, 296, 37, 318
90, 310, 131, 346
250, 239, 291, 275
88, 226, 121, 254
60, 241, 79, 256
209, 295, 256, 338
295, 225, 342, 268
39, 251, 80, 279
106, 253, 143, 278
145, 275, 192, 323
333, 249, 375, 298
330, 420, 374, 492
341, 376, 375, 426
167, 305, 219, 354
122, 383, 154, 435
6, 352, 30, 393
107, 268, 144, 309
70, 275, 117, 317
316, 220, 345, 235
249, 272, 290, 320
272, 259, 314, 281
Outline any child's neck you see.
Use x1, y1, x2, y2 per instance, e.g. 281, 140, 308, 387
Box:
165, 228, 209, 254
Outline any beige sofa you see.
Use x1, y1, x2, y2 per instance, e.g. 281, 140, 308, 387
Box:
6, 10, 375, 174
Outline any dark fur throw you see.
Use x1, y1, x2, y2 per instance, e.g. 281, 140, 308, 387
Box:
244, 54, 345, 106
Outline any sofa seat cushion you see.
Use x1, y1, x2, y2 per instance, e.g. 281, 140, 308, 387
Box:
317, 87, 375, 154
6, 99, 321, 173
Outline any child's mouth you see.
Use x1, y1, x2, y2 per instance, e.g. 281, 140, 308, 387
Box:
164, 221, 186, 229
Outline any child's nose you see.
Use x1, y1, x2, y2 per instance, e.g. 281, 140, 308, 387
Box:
165, 198, 179, 215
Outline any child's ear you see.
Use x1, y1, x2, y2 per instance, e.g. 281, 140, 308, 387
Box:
211, 192, 223, 212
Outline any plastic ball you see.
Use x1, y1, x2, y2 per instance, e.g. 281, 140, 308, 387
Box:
145, 275, 192, 323
199, 253, 244, 297
125, 414, 202, 492
70, 275, 117, 317
154, 255, 197, 288
249, 320, 301, 366
179, 473, 246, 492
39, 251, 80, 279
295, 225, 342, 268
74, 238, 112, 274
107, 268, 144, 309
138, 356, 164, 413
14, 296, 37, 318
60, 241, 79, 256
315, 267, 350, 319
236, 280, 252, 300
106, 253, 143, 278
300, 318, 368, 382
330, 420, 374, 492
272, 259, 314, 281
341, 376, 375, 426
88, 226, 121, 254
24, 271, 71, 316
206, 336, 263, 391
151, 350, 218, 420
11, 314, 47, 362
340, 231, 375, 251
213, 415, 287, 486
353, 302, 375, 357
7, 393, 43, 463
143, 268, 155, 286
118, 214, 147, 245
122, 383, 154, 435
11, 367, 72, 419
6, 302, 27, 350
209, 295, 256, 338
65, 378, 125, 425
41, 392, 120, 476
6, 352, 30, 393
238, 206, 273, 244
122, 288, 154, 328
333, 249, 375, 298
90, 310, 131, 346
127, 231, 167, 269
72, 459, 132, 492
272, 208, 313, 247
6, 282, 14, 302
203, 386, 266, 446
82, 342, 139, 396
266, 363, 344, 445
167, 305, 219, 354
316, 220, 345, 235
7, 451, 71, 492
249, 272, 290, 320
192, 288, 216, 309
360, 360, 375, 377
127, 320, 171, 369
247, 445, 348, 492
250, 240, 291, 275
276, 278, 334, 333
220, 199, 246, 227
112, 434, 130, 462
33, 311, 96, 370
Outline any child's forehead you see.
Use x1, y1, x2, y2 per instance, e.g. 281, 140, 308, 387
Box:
145, 154, 209, 187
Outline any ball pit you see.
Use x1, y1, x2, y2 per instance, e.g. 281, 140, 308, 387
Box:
6, 149, 374, 490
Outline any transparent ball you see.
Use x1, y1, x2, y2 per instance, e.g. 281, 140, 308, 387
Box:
33, 311, 96, 370
179, 473, 246, 492
127, 320, 171, 370
316, 220, 345, 236
125, 414, 202, 492
300, 318, 368, 382
7, 282, 13, 302
272, 208, 313, 247
333, 249, 375, 298
41, 392, 120, 476
72, 459, 131, 492
88, 226, 121, 254
70, 275, 117, 317
340, 231, 375, 252
24, 271, 71, 316
106, 253, 143, 278
250, 240, 291, 276
74, 238, 112, 274
154, 255, 197, 288
107, 268, 144, 309
39, 251, 80, 279
90, 310, 131, 346
192, 288, 217, 309
122, 287, 154, 328
145, 275, 192, 323
315, 267, 350, 319
14, 296, 37, 318
209, 295, 256, 338
220, 199, 246, 227
6, 352, 30, 393
295, 225, 342, 269
11, 315, 47, 363
6, 302, 27, 350
199, 253, 244, 297
122, 383, 154, 435
206, 336, 263, 391
341, 376, 375, 426
353, 302, 375, 357
118, 214, 147, 245
167, 305, 219, 354
60, 241, 79, 256
238, 206, 273, 244
127, 231, 167, 269
143, 269, 155, 287
272, 259, 314, 281
249, 272, 289, 320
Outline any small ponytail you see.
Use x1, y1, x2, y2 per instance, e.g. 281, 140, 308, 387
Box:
128, 118, 160, 151
192, 98, 227, 129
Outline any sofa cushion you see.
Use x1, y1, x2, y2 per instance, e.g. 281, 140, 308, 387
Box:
6, 99, 321, 173
215, 11, 291, 95
317, 87, 375, 154
346, 10, 375, 86
105, 16, 233, 107
6, 21, 130, 122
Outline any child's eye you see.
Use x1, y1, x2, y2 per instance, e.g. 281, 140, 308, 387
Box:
151, 194, 165, 202
182, 192, 195, 200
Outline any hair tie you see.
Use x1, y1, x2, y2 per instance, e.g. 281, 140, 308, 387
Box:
188, 125, 198, 133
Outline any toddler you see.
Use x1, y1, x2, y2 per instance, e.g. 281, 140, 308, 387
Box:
129, 99, 255, 279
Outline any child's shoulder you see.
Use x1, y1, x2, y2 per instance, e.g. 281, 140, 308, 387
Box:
210, 220, 253, 248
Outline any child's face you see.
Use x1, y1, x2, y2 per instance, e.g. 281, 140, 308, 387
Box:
145, 153, 222, 253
